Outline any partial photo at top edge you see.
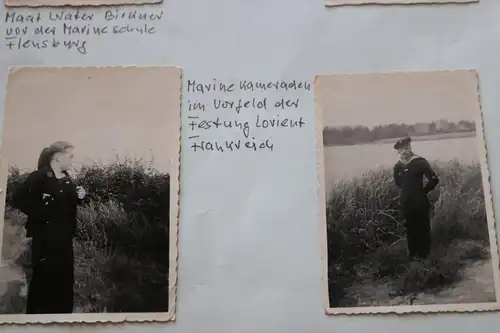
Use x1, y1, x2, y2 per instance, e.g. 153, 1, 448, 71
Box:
3, 0, 162, 11
324, 0, 477, 7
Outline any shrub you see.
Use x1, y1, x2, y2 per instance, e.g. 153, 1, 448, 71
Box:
3, 158, 170, 313
326, 159, 490, 307
5, 167, 29, 208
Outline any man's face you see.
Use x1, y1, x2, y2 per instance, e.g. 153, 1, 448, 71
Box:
55, 148, 74, 171
396, 145, 411, 158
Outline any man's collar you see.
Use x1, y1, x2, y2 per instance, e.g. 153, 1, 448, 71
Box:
39, 165, 66, 179
400, 154, 419, 164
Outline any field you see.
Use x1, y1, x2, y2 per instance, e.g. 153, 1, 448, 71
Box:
0, 158, 170, 314
326, 159, 494, 307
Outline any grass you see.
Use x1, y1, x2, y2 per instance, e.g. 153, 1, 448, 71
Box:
1, 158, 170, 313
326, 159, 491, 307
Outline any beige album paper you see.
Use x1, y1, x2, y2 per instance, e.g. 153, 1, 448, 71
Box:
315, 70, 500, 314
4, 0, 161, 7
0, 66, 181, 324
325, 0, 477, 7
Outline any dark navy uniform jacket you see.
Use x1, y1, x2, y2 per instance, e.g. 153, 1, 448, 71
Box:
11, 166, 83, 241
393, 156, 439, 212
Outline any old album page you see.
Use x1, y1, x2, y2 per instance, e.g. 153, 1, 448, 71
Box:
0, 66, 181, 324
315, 70, 500, 314
324, 0, 477, 7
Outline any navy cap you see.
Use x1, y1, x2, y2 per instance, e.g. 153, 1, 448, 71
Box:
394, 136, 411, 149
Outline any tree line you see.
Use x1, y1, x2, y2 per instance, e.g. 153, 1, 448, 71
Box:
323, 120, 476, 146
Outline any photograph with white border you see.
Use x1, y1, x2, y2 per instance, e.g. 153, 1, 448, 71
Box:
0, 66, 181, 323
315, 70, 500, 314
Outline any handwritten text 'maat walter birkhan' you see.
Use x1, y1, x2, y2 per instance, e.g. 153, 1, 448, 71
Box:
4, 9, 163, 23
3, 9, 163, 54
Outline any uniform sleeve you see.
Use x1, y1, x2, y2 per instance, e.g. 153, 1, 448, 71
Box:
393, 164, 401, 188
421, 159, 439, 193
11, 171, 49, 221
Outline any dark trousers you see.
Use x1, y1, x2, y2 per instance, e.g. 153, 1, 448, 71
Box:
26, 235, 74, 314
403, 208, 432, 259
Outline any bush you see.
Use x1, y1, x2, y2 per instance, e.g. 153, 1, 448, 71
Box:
4, 158, 170, 313
5, 167, 29, 208
326, 159, 490, 307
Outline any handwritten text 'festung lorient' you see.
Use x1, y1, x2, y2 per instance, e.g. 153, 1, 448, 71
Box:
186, 79, 309, 153
3, 9, 162, 55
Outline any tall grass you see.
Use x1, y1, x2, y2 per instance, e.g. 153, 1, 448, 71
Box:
326, 159, 490, 307
3, 158, 170, 313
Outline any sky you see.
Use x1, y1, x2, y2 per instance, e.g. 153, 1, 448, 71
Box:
2, 67, 181, 173
316, 70, 480, 128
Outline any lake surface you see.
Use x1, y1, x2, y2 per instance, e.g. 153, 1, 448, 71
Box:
324, 136, 480, 190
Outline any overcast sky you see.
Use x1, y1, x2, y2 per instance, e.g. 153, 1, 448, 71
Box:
2, 67, 181, 173
317, 70, 480, 128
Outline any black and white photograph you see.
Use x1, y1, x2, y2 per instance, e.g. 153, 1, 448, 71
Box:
0, 66, 181, 323
315, 70, 500, 314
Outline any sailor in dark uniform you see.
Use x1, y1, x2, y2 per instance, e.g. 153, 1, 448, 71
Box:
393, 136, 439, 259
11, 141, 86, 314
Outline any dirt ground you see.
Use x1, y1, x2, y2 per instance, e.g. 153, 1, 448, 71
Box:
345, 258, 496, 307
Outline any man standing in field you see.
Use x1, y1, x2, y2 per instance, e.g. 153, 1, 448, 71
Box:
393, 136, 439, 260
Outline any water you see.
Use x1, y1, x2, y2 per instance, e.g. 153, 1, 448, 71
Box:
324, 136, 480, 190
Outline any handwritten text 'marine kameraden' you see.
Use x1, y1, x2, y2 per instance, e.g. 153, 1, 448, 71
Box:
3, 9, 163, 55
185, 79, 310, 153
187, 79, 311, 93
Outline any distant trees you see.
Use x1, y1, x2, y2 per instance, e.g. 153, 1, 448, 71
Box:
323, 120, 476, 146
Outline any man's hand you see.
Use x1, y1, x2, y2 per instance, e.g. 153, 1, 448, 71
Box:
76, 186, 86, 200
